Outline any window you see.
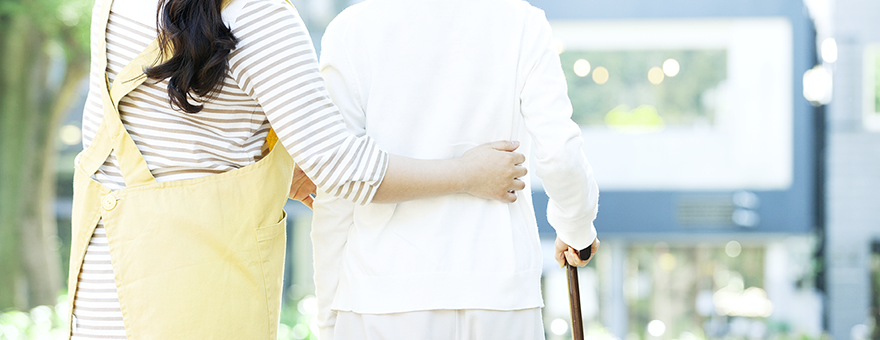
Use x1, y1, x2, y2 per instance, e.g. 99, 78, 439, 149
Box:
561, 50, 727, 129
551, 18, 793, 191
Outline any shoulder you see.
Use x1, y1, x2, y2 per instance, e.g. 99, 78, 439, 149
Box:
324, 1, 370, 38
512, 1, 549, 27
322, 1, 376, 54
223, 0, 304, 29
487, 0, 546, 22
510, 1, 552, 43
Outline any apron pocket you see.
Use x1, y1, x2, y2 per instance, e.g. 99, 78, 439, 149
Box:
256, 210, 287, 242
254, 209, 287, 339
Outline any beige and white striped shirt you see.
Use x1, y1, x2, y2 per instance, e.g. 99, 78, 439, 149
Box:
72, 0, 388, 338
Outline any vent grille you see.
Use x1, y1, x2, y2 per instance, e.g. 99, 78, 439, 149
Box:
677, 196, 735, 226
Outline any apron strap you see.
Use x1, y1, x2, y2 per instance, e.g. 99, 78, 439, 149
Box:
76, 0, 118, 180
77, 0, 274, 187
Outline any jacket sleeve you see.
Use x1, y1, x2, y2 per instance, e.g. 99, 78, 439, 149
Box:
228, 0, 387, 205
519, 9, 599, 250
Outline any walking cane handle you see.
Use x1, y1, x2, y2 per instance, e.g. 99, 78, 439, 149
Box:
577, 244, 593, 261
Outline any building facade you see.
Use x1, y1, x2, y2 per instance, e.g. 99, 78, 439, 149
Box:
824, 0, 880, 338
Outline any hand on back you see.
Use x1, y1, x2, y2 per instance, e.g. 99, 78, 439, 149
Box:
289, 164, 317, 209
457, 140, 527, 203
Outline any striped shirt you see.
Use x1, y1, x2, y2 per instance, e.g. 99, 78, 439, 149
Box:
72, 0, 388, 338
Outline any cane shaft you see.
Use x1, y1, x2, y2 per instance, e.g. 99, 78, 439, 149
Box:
567, 264, 584, 340
567, 244, 592, 340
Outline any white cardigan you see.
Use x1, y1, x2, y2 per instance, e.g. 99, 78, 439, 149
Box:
311, 0, 599, 335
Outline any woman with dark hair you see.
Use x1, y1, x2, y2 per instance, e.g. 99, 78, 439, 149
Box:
66, 0, 526, 338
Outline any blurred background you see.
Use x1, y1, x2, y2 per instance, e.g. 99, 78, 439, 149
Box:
0, 0, 877, 339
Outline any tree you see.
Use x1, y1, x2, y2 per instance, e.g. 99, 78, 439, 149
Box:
0, 0, 91, 309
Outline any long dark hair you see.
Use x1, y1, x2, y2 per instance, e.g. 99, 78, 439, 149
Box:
146, 0, 237, 113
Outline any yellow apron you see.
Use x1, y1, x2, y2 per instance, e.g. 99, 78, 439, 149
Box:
66, 0, 293, 337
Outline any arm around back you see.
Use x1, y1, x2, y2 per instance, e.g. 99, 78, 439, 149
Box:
233, 0, 525, 205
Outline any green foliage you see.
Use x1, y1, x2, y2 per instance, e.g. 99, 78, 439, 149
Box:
625, 244, 768, 340
0, 0, 91, 57
278, 295, 318, 340
0, 293, 320, 339
0, 295, 68, 340
605, 105, 664, 127
0, 0, 92, 310
559, 50, 727, 127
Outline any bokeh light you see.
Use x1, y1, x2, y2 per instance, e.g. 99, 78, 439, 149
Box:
821, 38, 838, 63
554, 38, 566, 55
662, 58, 680, 77
648, 320, 666, 337
713, 286, 773, 317
658, 252, 676, 271
725, 241, 742, 258
803, 64, 833, 104
59, 125, 82, 146
648, 67, 665, 85
592, 66, 609, 85
732, 209, 760, 227
551, 318, 569, 335
297, 295, 318, 315
574, 59, 592, 77
680, 331, 698, 340
291, 324, 309, 339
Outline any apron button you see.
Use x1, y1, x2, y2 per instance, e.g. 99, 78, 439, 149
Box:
102, 195, 117, 211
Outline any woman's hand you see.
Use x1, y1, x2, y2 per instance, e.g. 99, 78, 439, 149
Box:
457, 140, 527, 203
371, 140, 527, 204
555, 236, 599, 268
289, 163, 317, 209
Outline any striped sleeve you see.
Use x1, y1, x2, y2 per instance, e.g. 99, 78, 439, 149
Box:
227, 0, 388, 205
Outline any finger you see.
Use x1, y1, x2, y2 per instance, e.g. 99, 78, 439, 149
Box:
567, 249, 586, 267
488, 140, 520, 152
510, 152, 526, 165
513, 164, 527, 178
570, 248, 586, 265
511, 179, 525, 191
298, 190, 313, 201
564, 250, 579, 267
301, 196, 314, 209
556, 250, 566, 268
291, 192, 308, 202
290, 179, 309, 194
502, 191, 517, 203
287, 189, 300, 200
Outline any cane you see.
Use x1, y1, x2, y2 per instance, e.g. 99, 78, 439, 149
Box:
566, 244, 592, 340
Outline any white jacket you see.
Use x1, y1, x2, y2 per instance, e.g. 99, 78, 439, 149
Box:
311, 0, 599, 336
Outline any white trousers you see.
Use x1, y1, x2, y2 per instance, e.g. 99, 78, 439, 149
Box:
333, 308, 545, 340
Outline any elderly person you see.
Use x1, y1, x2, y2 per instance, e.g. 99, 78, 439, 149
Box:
311, 0, 601, 338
